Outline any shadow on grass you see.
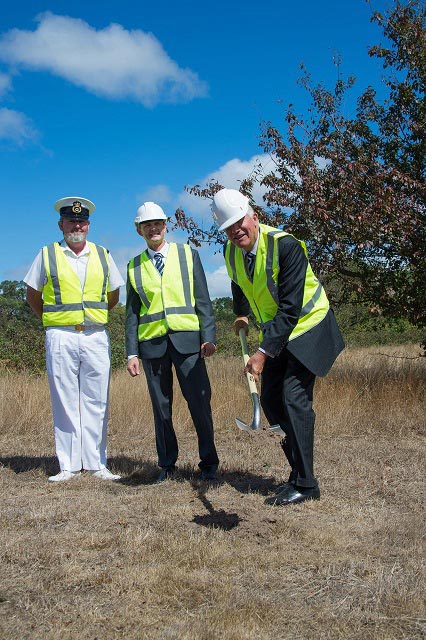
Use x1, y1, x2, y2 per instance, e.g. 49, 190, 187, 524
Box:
0, 456, 280, 497
117, 462, 278, 494
188, 470, 278, 531
110, 456, 160, 485
191, 489, 242, 531
221, 469, 277, 496
0, 455, 58, 475
0, 455, 159, 484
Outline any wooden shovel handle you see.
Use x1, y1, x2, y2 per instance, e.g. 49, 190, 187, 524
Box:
239, 328, 258, 395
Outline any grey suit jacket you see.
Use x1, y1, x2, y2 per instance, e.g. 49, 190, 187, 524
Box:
126, 245, 216, 359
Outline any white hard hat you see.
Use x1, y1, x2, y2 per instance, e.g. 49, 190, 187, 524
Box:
54, 196, 95, 220
211, 189, 250, 231
134, 202, 167, 226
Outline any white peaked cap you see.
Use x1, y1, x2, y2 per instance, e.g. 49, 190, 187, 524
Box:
54, 196, 95, 219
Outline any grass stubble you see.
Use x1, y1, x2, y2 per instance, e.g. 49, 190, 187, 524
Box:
0, 346, 424, 640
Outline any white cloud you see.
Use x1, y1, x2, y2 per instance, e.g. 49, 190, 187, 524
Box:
176, 153, 276, 216
171, 153, 329, 219
205, 265, 231, 299
0, 12, 208, 107
136, 184, 173, 205
107, 243, 140, 278
0, 107, 38, 145
4, 261, 32, 280
0, 71, 11, 99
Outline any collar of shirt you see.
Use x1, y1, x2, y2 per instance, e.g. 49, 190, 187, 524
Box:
146, 242, 169, 260
244, 234, 259, 257
60, 239, 90, 258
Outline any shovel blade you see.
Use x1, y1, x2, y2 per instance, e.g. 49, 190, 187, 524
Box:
235, 418, 256, 431
269, 424, 286, 437
235, 392, 262, 431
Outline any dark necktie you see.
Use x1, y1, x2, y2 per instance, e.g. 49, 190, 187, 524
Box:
245, 252, 255, 279
154, 252, 164, 275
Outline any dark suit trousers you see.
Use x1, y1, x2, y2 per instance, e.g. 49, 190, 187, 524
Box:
260, 350, 317, 489
142, 342, 219, 470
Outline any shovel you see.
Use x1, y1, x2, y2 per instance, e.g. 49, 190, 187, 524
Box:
235, 328, 262, 431
235, 327, 285, 437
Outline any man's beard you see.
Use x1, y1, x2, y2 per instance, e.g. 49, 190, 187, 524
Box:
64, 232, 87, 243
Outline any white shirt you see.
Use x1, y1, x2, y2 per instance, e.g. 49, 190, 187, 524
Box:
243, 235, 259, 258
145, 242, 169, 264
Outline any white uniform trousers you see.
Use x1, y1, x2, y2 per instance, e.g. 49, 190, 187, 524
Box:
45, 327, 111, 472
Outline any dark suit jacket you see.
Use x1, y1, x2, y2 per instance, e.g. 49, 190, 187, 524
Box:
126, 246, 216, 359
230, 234, 344, 377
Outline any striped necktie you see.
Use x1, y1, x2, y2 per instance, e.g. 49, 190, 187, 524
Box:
245, 252, 255, 279
154, 252, 164, 275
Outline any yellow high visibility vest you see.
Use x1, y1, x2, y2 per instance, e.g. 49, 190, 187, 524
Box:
127, 243, 200, 342
225, 223, 329, 341
42, 241, 110, 326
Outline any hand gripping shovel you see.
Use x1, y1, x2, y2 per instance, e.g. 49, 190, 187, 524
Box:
235, 328, 261, 431
235, 327, 285, 437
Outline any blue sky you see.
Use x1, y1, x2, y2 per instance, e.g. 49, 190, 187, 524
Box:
0, 0, 392, 299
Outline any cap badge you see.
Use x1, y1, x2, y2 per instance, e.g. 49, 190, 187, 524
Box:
72, 201, 82, 214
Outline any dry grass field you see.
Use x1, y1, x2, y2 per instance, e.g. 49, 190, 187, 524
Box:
0, 345, 425, 640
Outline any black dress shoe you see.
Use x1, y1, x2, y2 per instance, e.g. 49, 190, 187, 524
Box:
265, 485, 320, 506
200, 468, 218, 481
156, 466, 176, 483
274, 481, 294, 493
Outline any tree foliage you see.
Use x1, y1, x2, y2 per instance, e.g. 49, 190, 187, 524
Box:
0, 280, 46, 371
174, 0, 425, 333
0, 282, 422, 372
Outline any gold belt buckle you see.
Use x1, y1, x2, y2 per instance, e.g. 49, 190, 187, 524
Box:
74, 324, 85, 332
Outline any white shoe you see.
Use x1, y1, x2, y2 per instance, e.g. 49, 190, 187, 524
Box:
89, 468, 121, 481
48, 470, 81, 483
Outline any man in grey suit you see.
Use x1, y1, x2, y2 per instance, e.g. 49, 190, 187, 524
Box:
126, 202, 219, 482
212, 188, 345, 506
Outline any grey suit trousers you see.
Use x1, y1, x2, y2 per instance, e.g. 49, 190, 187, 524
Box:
142, 340, 219, 470
260, 350, 317, 489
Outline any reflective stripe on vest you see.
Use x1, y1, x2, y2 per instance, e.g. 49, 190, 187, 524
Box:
225, 224, 329, 341
128, 243, 200, 342
42, 241, 110, 326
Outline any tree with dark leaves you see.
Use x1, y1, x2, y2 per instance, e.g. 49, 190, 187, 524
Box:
174, 1, 425, 340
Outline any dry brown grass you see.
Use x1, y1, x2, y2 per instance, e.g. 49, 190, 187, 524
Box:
0, 345, 425, 640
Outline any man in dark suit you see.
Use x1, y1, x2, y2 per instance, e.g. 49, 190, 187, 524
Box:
126, 202, 219, 482
212, 188, 344, 505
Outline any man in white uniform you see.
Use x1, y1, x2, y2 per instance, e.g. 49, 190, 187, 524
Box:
24, 196, 124, 482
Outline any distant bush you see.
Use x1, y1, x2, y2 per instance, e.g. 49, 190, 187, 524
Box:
0, 280, 127, 374
0, 281, 46, 372
212, 297, 424, 355
108, 305, 126, 369
334, 304, 424, 348
0, 284, 423, 374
